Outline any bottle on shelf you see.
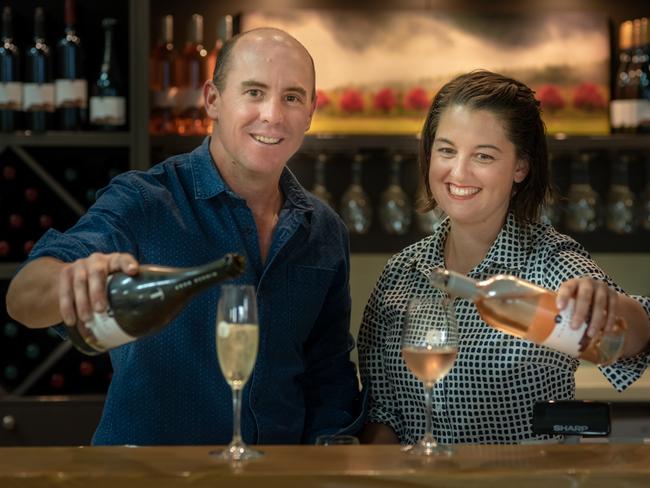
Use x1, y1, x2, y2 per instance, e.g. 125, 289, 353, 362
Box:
638, 17, 650, 133
624, 18, 649, 134
429, 268, 627, 366
311, 153, 334, 208
539, 153, 563, 227
606, 153, 636, 234
55, 0, 86, 131
611, 20, 634, 134
379, 153, 412, 235
24, 7, 54, 133
0, 6, 21, 133
565, 152, 602, 233
340, 153, 373, 234
149, 14, 178, 135
175, 14, 208, 135
638, 157, 650, 231
205, 14, 233, 133
89, 18, 126, 130
67, 253, 246, 355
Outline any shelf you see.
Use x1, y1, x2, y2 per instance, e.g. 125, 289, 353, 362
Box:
1, 132, 132, 148
150, 133, 650, 157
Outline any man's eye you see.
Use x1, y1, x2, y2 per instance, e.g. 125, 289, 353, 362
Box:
246, 89, 262, 97
286, 94, 302, 103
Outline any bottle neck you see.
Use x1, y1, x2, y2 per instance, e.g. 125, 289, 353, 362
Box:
100, 23, 116, 73
429, 268, 480, 300
2, 8, 12, 40
177, 253, 245, 293
34, 9, 45, 42
161, 15, 173, 44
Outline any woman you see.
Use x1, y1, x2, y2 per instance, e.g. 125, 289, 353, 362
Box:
358, 70, 650, 445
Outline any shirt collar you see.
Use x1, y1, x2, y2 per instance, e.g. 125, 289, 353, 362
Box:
189, 137, 312, 212
414, 212, 530, 279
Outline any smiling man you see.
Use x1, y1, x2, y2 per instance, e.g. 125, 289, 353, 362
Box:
6, 28, 363, 446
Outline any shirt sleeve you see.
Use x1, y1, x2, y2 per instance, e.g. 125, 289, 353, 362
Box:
541, 233, 650, 391
358, 256, 406, 441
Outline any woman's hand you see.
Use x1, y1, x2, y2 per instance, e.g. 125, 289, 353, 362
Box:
556, 277, 619, 338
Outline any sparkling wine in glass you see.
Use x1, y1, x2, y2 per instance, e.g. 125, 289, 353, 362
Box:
210, 284, 262, 461
401, 295, 458, 456
379, 153, 412, 235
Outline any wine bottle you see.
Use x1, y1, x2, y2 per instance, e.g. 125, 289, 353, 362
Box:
0, 6, 21, 132
311, 153, 334, 208
149, 15, 177, 135
205, 14, 233, 133
565, 152, 602, 233
638, 17, 650, 133
340, 154, 373, 234
611, 20, 634, 134
89, 18, 125, 129
429, 269, 627, 366
175, 14, 208, 135
67, 253, 246, 355
24, 7, 54, 133
379, 153, 412, 235
606, 154, 636, 234
55, 0, 86, 130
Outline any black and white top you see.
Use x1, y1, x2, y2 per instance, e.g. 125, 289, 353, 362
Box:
358, 213, 650, 444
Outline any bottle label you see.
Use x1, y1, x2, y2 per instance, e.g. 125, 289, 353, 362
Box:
84, 310, 136, 350
22, 83, 55, 112
536, 298, 588, 357
176, 87, 203, 110
637, 100, 650, 128
152, 88, 177, 109
0, 82, 23, 109
55, 79, 88, 108
90, 96, 126, 125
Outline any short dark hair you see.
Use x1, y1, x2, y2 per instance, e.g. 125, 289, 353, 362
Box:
418, 70, 550, 224
212, 28, 316, 102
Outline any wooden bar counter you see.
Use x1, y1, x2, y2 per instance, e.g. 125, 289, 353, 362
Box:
1, 443, 649, 487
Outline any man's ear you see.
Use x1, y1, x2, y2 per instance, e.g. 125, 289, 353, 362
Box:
304, 96, 317, 133
204, 80, 220, 121
514, 158, 529, 183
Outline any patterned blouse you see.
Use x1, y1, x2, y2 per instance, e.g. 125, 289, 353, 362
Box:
358, 213, 650, 444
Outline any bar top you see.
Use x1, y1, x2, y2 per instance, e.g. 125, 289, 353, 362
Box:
1, 443, 649, 487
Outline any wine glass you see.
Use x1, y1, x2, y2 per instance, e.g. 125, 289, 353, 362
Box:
401, 294, 458, 456
210, 284, 263, 461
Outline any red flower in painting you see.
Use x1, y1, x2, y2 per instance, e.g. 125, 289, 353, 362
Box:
339, 89, 364, 113
537, 84, 565, 112
316, 89, 330, 110
403, 87, 430, 111
572, 82, 605, 111
373, 88, 397, 112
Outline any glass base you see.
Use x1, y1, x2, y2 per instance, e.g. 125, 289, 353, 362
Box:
209, 441, 264, 462
402, 434, 453, 457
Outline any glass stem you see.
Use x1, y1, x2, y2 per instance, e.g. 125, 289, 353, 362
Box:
424, 384, 434, 441
231, 386, 243, 445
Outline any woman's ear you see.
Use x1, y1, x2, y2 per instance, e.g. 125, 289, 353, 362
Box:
514, 158, 529, 183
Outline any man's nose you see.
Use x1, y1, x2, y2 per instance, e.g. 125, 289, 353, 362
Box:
259, 98, 284, 124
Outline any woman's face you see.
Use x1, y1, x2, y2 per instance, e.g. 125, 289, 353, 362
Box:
428, 105, 529, 230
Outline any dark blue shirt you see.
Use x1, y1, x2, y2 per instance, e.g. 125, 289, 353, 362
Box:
27, 138, 363, 445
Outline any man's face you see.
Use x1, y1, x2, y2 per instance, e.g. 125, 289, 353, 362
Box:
208, 34, 316, 180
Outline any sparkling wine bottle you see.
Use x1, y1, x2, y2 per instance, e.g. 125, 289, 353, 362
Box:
611, 20, 634, 133
24, 7, 54, 133
429, 269, 627, 366
565, 152, 602, 233
89, 18, 126, 129
0, 6, 21, 132
55, 0, 86, 131
311, 153, 334, 208
340, 154, 372, 234
379, 153, 412, 235
606, 154, 636, 234
68, 253, 246, 355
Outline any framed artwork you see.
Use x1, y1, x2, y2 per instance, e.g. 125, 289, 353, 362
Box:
242, 10, 610, 136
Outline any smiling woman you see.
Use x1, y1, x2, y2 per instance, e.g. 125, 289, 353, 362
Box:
357, 70, 650, 447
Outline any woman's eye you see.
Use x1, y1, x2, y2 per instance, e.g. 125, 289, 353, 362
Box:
438, 147, 455, 156
476, 153, 495, 162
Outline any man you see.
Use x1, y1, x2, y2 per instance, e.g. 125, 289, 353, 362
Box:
6, 28, 362, 445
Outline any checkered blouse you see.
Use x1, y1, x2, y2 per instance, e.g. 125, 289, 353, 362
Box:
358, 213, 650, 444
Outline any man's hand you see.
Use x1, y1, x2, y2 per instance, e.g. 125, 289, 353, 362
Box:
59, 253, 139, 326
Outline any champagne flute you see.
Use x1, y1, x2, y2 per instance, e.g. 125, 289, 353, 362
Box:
401, 295, 458, 456
210, 284, 262, 461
